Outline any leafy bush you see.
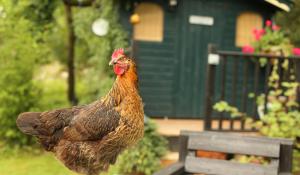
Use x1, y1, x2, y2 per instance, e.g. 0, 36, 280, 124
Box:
213, 63, 300, 171
276, 0, 300, 46
107, 119, 168, 175
0, 1, 49, 146
22, 0, 58, 27
35, 62, 70, 110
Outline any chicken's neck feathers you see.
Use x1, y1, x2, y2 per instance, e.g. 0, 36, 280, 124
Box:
103, 64, 139, 106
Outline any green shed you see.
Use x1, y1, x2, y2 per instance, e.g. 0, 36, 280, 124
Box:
119, 0, 291, 118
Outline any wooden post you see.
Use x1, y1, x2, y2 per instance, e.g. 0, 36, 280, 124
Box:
279, 144, 293, 173
204, 44, 217, 130
178, 134, 189, 162
64, 3, 78, 105
296, 60, 300, 111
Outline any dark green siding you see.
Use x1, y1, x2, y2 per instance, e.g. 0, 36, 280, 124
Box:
135, 1, 179, 117
174, 0, 223, 117
120, 0, 277, 118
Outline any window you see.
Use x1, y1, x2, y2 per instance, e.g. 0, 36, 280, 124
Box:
134, 3, 164, 42
235, 12, 263, 47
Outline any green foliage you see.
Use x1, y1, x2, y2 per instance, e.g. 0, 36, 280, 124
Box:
44, 0, 129, 104
213, 101, 243, 118
253, 25, 292, 56
0, 0, 129, 147
254, 23, 293, 66
73, 0, 128, 103
233, 155, 269, 165
213, 67, 300, 171
22, 0, 58, 28
35, 63, 70, 110
214, 50, 300, 170
276, 0, 300, 46
107, 119, 168, 175
0, 1, 49, 145
242, 20, 297, 67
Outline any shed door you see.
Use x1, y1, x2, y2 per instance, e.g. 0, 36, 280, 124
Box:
175, 0, 223, 117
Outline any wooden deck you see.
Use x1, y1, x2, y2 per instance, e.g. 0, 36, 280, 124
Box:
152, 118, 254, 136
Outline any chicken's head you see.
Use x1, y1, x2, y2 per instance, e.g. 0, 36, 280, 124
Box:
109, 48, 135, 76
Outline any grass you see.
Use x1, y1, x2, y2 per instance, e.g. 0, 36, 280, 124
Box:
0, 147, 122, 175
0, 152, 77, 175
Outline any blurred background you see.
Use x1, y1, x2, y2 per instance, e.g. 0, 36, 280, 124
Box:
0, 0, 299, 175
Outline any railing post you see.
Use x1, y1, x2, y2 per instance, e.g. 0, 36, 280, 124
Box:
295, 60, 300, 110
279, 144, 293, 173
204, 44, 218, 130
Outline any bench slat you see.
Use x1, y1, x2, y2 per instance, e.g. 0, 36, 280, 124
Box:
185, 156, 278, 175
188, 133, 280, 157
181, 131, 293, 145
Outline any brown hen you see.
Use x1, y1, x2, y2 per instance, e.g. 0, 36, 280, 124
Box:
16, 49, 144, 175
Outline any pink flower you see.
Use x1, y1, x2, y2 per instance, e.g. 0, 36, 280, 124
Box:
253, 29, 265, 41
254, 33, 261, 40
242, 45, 255, 54
265, 20, 272, 27
292, 48, 300, 56
259, 29, 265, 35
272, 25, 280, 31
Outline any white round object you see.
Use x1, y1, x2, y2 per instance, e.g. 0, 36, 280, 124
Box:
92, 18, 109, 36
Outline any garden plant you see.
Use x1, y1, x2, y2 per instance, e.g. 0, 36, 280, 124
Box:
214, 21, 300, 172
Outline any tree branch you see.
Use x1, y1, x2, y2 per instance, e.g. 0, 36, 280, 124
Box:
64, 3, 78, 105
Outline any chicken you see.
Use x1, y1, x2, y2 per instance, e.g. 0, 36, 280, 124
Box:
16, 48, 144, 175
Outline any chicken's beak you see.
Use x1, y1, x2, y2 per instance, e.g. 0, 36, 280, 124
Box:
109, 59, 116, 66
109, 55, 124, 66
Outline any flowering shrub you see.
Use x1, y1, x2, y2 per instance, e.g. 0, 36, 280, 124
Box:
216, 21, 300, 171
213, 81, 300, 171
213, 55, 300, 171
242, 20, 300, 66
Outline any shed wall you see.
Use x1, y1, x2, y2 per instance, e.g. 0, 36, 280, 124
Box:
120, 0, 275, 118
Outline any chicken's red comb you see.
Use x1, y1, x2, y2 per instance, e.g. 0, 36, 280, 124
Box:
111, 48, 124, 59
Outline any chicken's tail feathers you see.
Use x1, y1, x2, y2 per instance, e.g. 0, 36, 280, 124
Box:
16, 112, 42, 136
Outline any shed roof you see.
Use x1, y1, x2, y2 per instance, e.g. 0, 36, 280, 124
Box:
264, 0, 292, 11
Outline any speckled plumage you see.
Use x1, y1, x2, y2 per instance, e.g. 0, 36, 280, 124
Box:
16, 58, 144, 175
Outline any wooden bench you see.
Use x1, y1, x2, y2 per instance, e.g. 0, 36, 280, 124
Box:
154, 131, 294, 175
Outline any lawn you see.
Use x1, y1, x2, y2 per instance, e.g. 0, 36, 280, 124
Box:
0, 149, 122, 175
0, 152, 77, 175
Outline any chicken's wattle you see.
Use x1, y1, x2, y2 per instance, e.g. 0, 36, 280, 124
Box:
114, 64, 127, 75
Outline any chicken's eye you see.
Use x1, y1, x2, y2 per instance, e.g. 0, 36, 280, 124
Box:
119, 57, 126, 61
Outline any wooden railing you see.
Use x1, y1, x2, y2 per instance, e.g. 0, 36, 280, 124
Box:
204, 44, 300, 131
